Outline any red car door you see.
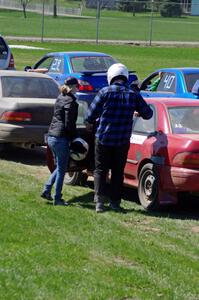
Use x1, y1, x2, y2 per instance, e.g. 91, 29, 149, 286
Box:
124, 106, 156, 187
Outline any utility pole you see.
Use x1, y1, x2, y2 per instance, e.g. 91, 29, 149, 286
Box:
41, 0, 45, 42
96, 0, 101, 44
148, 0, 154, 46
53, 0, 57, 17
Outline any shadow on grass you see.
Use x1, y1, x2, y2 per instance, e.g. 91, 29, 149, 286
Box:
45, 180, 198, 219
65, 181, 199, 220
122, 185, 199, 221
67, 179, 199, 219
0, 145, 46, 166
68, 187, 135, 214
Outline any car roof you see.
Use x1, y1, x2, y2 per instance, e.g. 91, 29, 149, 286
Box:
0, 70, 53, 79
146, 97, 199, 107
157, 67, 199, 74
45, 51, 112, 57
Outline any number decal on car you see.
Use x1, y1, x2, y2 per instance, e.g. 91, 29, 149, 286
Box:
50, 58, 62, 72
130, 134, 147, 144
163, 74, 175, 89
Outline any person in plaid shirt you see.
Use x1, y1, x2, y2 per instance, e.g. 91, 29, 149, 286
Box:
85, 63, 153, 213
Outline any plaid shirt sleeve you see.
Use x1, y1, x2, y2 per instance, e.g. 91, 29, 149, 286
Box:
85, 89, 105, 124
135, 93, 153, 120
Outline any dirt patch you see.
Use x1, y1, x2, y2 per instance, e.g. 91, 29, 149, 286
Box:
191, 226, 199, 233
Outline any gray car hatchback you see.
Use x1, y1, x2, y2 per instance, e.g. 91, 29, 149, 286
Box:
0, 35, 15, 70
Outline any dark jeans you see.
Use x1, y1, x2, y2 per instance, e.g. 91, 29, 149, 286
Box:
94, 140, 130, 206
43, 136, 70, 201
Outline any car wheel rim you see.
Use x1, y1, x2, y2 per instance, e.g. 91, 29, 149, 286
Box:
144, 174, 155, 197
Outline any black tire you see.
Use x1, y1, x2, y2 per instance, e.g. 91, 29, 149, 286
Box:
138, 163, 160, 211
0, 143, 7, 153
64, 171, 88, 186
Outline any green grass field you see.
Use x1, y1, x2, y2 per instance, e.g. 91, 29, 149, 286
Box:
0, 9, 199, 42
0, 149, 199, 300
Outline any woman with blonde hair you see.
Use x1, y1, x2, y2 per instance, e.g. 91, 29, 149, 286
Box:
41, 77, 79, 206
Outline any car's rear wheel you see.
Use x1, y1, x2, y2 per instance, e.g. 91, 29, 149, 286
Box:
64, 171, 88, 186
0, 143, 8, 153
138, 163, 160, 211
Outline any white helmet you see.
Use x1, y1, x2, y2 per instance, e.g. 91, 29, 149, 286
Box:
70, 137, 89, 161
107, 63, 129, 85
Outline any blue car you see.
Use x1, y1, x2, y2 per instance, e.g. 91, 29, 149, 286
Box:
25, 51, 138, 105
0, 35, 15, 70
140, 68, 199, 99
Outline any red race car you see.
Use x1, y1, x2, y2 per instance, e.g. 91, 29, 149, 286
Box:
47, 98, 199, 211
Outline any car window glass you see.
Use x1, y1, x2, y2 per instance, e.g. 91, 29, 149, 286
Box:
168, 106, 199, 134
49, 57, 64, 73
144, 73, 162, 91
35, 57, 54, 70
157, 72, 176, 93
184, 73, 199, 92
0, 37, 8, 58
132, 105, 155, 133
71, 56, 116, 72
2, 76, 59, 99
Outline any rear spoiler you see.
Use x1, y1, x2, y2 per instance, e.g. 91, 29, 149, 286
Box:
79, 70, 136, 76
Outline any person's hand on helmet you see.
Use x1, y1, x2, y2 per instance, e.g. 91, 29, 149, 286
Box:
134, 111, 140, 117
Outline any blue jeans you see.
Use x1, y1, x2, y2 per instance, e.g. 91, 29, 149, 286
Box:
44, 136, 70, 201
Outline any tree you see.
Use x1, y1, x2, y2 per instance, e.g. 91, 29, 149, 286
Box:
117, 0, 149, 14
53, 0, 57, 18
20, 0, 30, 18
160, 0, 182, 17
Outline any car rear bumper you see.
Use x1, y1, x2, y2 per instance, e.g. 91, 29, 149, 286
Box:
158, 165, 199, 192
0, 123, 49, 145
77, 92, 96, 105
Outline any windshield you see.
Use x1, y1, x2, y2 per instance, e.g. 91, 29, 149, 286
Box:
168, 106, 199, 134
71, 56, 117, 72
2, 76, 59, 98
184, 73, 199, 92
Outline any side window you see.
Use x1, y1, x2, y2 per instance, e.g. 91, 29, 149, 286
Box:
132, 105, 156, 134
140, 72, 159, 91
35, 57, 54, 70
157, 72, 176, 93
49, 57, 64, 73
0, 37, 8, 58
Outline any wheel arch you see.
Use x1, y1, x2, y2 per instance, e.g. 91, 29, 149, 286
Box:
137, 158, 155, 179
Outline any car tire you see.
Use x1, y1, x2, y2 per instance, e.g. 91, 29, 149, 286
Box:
138, 163, 160, 211
0, 143, 8, 153
64, 171, 88, 186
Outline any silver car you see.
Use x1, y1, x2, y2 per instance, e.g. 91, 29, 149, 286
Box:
0, 35, 15, 70
0, 70, 60, 149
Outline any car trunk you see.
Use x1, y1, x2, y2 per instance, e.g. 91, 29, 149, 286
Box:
0, 97, 55, 126
78, 72, 138, 93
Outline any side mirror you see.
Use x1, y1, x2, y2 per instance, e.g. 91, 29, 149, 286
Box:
24, 65, 32, 71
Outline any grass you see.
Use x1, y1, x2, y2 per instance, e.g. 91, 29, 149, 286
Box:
10, 40, 199, 79
0, 149, 199, 300
0, 9, 199, 42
